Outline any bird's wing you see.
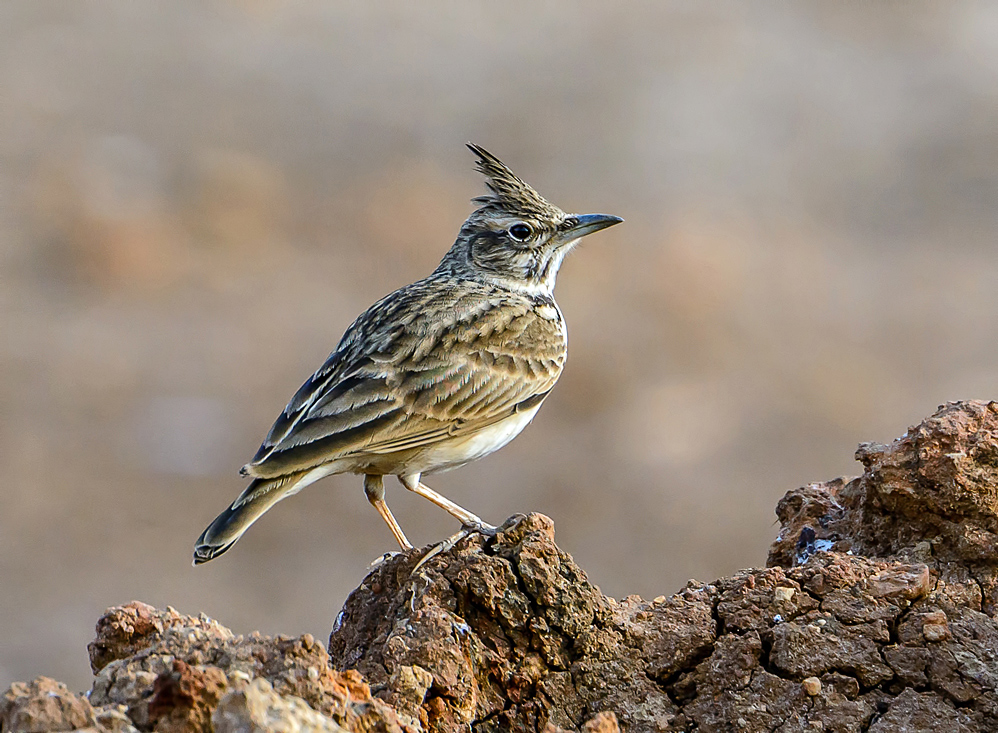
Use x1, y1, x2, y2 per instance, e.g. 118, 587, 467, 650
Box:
242, 279, 565, 479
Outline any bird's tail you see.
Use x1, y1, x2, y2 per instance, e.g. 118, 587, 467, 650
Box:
193, 470, 309, 565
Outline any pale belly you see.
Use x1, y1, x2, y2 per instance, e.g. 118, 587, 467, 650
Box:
311, 403, 544, 479
409, 403, 542, 475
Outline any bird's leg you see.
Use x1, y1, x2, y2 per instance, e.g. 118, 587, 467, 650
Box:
398, 474, 498, 535
364, 474, 413, 550
397, 473, 498, 574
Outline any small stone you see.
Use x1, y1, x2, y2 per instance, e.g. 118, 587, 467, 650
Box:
802, 677, 822, 696
921, 610, 951, 642
581, 711, 621, 733
921, 610, 947, 624
94, 706, 140, 733
387, 664, 434, 718
774, 587, 795, 604
212, 678, 341, 732
868, 565, 931, 600
923, 623, 951, 642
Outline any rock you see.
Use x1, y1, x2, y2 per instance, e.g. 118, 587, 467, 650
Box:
92, 706, 139, 733
542, 711, 620, 733
769, 400, 998, 569
801, 676, 822, 696
88, 601, 233, 675
868, 689, 975, 732
328, 513, 698, 732
325, 509, 983, 731
143, 659, 226, 732
82, 603, 411, 733
922, 610, 952, 642
769, 614, 893, 686
212, 678, 348, 733
0, 676, 95, 732
773, 586, 795, 604
321, 401, 998, 732
7, 400, 998, 731
579, 712, 620, 733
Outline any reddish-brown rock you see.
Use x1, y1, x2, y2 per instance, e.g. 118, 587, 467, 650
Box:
85, 602, 410, 732
6, 400, 998, 732
328, 513, 709, 732
769, 400, 998, 571
326, 401, 998, 731
0, 677, 95, 732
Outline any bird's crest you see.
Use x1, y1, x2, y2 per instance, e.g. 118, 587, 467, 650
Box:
467, 143, 564, 219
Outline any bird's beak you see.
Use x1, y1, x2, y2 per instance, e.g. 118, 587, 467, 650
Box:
558, 213, 623, 243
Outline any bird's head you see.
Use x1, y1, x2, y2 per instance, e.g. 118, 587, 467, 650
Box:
437, 144, 622, 297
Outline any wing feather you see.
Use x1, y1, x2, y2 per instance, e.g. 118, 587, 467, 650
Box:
243, 277, 565, 479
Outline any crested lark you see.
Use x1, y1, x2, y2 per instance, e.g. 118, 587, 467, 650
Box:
194, 144, 621, 564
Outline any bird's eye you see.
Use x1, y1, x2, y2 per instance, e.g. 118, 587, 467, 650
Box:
508, 223, 532, 242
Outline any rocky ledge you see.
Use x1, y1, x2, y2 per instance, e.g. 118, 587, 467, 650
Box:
5, 400, 998, 732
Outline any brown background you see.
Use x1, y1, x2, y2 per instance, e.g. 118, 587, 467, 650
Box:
2, 2, 997, 692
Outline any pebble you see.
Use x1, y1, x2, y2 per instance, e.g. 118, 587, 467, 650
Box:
923, 623, 950, 642
921, 610, 951, 642
802, 677, 822, 696
774, 587, 795, 603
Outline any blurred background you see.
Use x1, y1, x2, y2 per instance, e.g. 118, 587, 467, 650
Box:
2, 1, 997, 692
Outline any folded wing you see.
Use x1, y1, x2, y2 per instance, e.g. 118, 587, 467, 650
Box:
242, 280, 565, 479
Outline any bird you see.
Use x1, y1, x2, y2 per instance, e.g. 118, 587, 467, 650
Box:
193, 144, 622, 564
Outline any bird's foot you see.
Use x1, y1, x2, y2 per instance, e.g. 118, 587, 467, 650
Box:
409, 520, 498, 575
463, 518, 499, 537
411, 528, 471, 575
499, 513, 528, 532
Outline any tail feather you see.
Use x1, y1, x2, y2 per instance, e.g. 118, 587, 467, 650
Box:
193, 472, 307, 565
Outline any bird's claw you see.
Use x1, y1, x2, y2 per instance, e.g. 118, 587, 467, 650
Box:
409, 520, 497, 576
463, 519, 498, 536
411, 528, 471, 575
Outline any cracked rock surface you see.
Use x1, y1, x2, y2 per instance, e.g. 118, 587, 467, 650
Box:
4, 400, 998, 732
324, 401, 998, 731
